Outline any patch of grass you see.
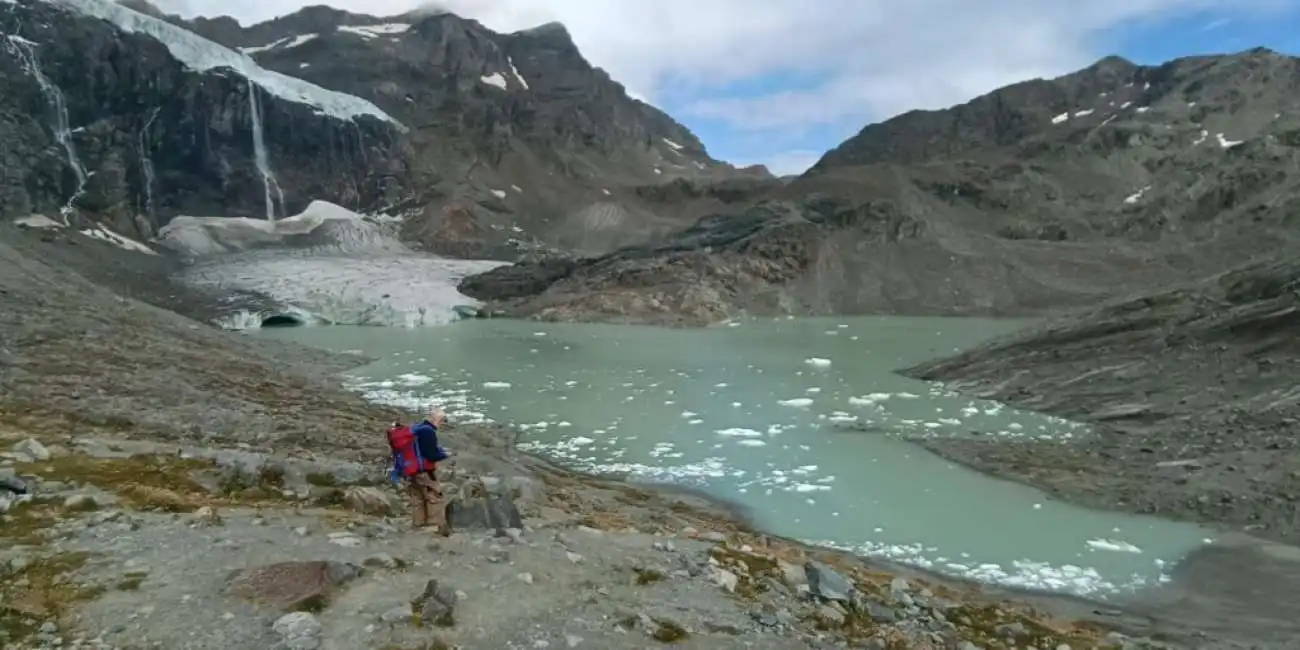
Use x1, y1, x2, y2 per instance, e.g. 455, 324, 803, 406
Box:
0, 496, 64, 545
304, 472, 338, 487
707, 545, 782, 599
0, 552, 104, 642
650, 618, 689, 643
633, 567, 666, 585
944, 603, 1102, 649
114, 571, 149, 591
14, 454, 213, 513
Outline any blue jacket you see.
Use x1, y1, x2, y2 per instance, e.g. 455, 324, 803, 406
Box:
410, 420, 448, 463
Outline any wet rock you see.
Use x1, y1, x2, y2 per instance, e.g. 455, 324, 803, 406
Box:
412, 578, 458, 627
445, 491, 524, 533
804, 560, 856, 603
342, 486, 400, 516
272, 612, 322, 650
12, 438, 50, 462
226, 560, 364, 612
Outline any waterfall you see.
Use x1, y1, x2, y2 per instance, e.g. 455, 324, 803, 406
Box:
138, 106, 160, 218
247, 79, 285, 221
3, 35, 89, 224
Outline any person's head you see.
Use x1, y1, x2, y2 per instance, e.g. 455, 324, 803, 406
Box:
427, 406, 446, 426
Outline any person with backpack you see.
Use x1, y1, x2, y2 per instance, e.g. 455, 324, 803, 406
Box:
386, 407, 452, 536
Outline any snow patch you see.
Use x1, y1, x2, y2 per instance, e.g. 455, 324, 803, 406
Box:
338, 23, 410, 39
240, 34, 318, 54
1216, 133, 1243, 148
662, 137, 683, 151
13, 214, 63, 229
1134, 106, 1149, 113
507, 57, 529, 89
1051, 112, 1069, 124
1072, 109, 1094, 118
480, 72, 508, 90
80, 227, 157, 254
1193, 129, 1208, 146
489, 189, 507, 199
156, 200, 406, 256
1123, 186, 1150, 204
48, 0, 402, 128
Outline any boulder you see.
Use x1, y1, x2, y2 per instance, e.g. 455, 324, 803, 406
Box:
226, 560, 364, 612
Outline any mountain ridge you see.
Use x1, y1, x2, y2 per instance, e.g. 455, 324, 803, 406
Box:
460, 46, 1300, 323
1, 0, 771, 260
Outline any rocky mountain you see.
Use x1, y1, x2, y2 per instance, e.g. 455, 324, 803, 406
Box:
462, 48, 1300, 324
1, 0, 769, 259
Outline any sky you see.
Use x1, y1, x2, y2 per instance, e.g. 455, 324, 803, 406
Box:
155, 0, 1300, 176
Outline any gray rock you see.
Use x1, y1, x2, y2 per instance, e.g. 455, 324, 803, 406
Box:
804, 560, 856, 603
272, 612, 321, 650
413, 578, 458, 627
445, 492, 524, 533
12, 438, 50, 462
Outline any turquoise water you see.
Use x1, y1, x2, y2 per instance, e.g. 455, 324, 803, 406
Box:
259, 315, 1213, 597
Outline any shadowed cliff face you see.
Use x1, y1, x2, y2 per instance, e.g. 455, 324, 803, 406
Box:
1, 0, 767, 257
0, 0, 412, 241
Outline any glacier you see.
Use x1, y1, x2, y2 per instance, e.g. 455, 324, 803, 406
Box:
40, 0, 405, 129
160, 201, 504, 328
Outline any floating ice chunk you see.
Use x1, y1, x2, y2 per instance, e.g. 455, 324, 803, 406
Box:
778, 398, 813, 408
715, 428, 763, 438
804, 357, 832, 368
1086, 539, 1143, 554
482, 381, 512, 389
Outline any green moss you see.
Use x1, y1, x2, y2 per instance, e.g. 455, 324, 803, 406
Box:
114, 572, 149, 591
633, 567, 666, 585
0, 496, 63, 544
14, 454, 211, 512
650, 618, 689, 643
304, 472, 338, 487
0, 552, 104, 642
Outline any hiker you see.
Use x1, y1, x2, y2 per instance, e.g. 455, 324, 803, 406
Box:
386, 407, 452, 535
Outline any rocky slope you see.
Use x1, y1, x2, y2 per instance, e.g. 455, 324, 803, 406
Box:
902, 253, 1300, 542
461, 49, 1300, 324
1, 0, 769, 260
0, 202, 1208, 650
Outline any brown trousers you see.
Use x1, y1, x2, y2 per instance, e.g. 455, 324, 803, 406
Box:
405, 471, 449, 534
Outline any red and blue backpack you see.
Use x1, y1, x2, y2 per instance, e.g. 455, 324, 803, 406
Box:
386, 422, 437, 483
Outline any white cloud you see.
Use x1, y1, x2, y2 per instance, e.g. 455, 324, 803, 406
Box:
155, 0, 1291, 168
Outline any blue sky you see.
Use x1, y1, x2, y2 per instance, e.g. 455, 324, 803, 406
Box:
185, 0, 1300, 177
666, 6, 1300, 175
